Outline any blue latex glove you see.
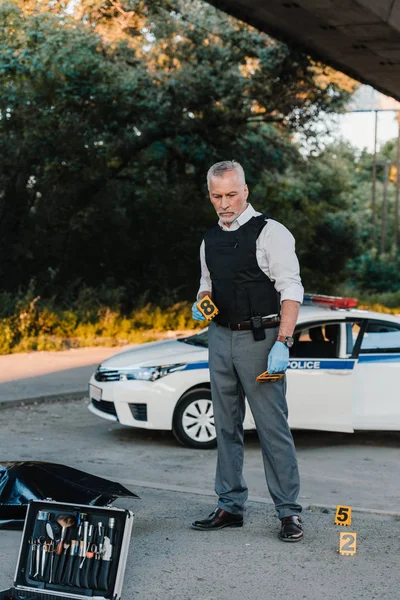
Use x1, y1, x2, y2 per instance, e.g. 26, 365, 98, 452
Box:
192, 301, 205, 321
267, 341, 289, 373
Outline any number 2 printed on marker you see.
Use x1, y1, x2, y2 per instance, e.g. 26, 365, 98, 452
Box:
339, 532, 357, 555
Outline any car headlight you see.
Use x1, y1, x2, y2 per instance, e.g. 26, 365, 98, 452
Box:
118, 363, 186, 382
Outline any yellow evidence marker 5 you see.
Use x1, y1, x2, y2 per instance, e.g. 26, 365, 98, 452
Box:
339, 532, 357, 556
335, 505, 352, 526
196, 295, 219, 321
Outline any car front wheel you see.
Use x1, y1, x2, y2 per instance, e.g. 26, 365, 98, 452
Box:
172, 389, 217, 449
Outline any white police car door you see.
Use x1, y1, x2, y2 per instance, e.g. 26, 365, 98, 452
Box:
352, 319, 400, 429
286, 321, 354, 432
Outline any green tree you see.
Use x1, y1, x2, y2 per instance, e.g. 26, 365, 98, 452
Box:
344, 137, 400, 293
250, 141, 363, 292
0, 0, 355, 303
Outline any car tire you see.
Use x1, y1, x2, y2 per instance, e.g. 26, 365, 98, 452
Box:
172, 389, 217, 449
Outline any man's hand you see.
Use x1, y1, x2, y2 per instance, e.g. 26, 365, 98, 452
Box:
267, 342, 289, 373
192, 301, 206, 321
192, 291, 211, 321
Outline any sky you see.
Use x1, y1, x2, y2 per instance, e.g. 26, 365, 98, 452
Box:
335, 111, 398, 153
331, 85, 400, 153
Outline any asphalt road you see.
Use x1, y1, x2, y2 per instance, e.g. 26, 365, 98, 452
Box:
1, 397, 400, 512
1, 345, 399, 513
0, 398, 399, 599
0, 488, 398, 600
0, 346, 132, 404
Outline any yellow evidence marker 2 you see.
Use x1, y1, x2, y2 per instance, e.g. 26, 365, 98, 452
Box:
335, 505, 352, 526
196, 296, 219, 321
339, 532, 357, 556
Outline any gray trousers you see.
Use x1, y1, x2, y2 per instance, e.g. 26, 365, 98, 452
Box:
208, 321, 302, 520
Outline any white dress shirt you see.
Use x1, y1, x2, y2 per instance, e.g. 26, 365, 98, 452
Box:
198, 204, 304, 311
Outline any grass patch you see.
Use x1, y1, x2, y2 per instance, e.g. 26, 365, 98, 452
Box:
0, 287, 398, 355
0, 291, 204, 355
357, 291, 400, 315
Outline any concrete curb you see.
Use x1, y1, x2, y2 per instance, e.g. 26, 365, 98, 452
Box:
0, 391, 87, 410
307, 502, 400, 518
118, 478, 400, 518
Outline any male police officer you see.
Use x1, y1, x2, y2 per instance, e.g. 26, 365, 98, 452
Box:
191, 160, 304, 542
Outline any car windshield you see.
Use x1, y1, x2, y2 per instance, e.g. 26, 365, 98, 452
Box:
179, 329, 209, 348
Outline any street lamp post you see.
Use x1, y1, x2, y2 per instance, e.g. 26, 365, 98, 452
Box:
372, 109, 378, 244
380, 159, 390, 255
395, 112, 400, 251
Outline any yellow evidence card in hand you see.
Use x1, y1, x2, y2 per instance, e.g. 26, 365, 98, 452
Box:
335, 505, 352, 526
256, 371, 285, 383
339, 532, 357, 556
196, 296, 219, 320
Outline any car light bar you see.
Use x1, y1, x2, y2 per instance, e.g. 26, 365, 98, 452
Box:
303, 294, 358, 309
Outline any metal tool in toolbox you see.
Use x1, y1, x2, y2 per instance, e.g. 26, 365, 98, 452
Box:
0, 500, 134, 600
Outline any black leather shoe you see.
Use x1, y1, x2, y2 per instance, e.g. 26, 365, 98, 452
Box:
191, 508, 243, 530
279, 516, 303, 542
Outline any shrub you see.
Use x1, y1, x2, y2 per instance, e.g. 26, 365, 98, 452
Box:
0, 288, 203, 355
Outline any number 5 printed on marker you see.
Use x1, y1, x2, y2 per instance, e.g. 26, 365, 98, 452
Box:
335, 505, 352, 526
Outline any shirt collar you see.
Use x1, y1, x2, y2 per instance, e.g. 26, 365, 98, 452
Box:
218, 203, 259, 231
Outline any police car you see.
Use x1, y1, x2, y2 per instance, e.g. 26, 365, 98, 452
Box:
88, 295, 400, 449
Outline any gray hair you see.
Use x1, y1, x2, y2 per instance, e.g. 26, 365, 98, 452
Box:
206, 160, 246, 190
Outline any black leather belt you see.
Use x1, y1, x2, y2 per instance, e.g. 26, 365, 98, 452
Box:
216, 317, 280, 331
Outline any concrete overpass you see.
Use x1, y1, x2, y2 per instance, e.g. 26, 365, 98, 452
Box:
207, 1, 400, 101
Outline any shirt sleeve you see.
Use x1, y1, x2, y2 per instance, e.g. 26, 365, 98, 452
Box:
197, 240, 212, 298
261, 220, 304, 304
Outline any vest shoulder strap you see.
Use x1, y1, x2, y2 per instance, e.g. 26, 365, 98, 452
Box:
245, 214, 271, 238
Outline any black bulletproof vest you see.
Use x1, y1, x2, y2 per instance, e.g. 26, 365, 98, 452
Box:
204, 215, 280, 323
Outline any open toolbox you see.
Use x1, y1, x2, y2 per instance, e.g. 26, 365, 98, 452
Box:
0, 500, 134, 600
